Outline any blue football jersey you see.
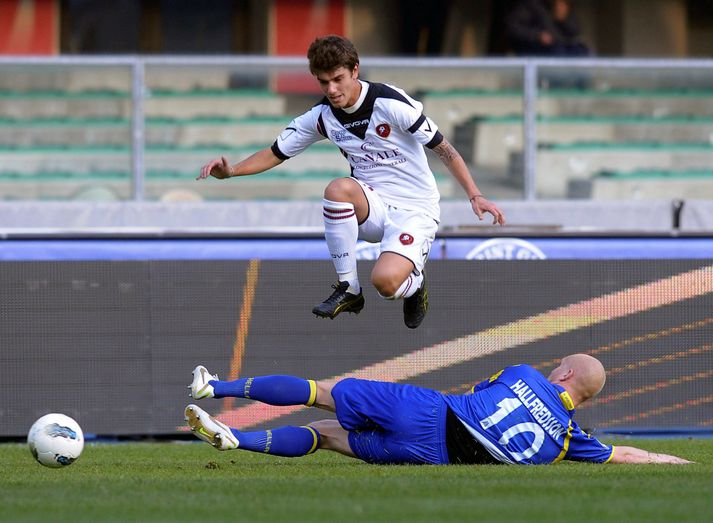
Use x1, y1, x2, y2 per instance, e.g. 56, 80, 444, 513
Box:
443, 365, 614, 465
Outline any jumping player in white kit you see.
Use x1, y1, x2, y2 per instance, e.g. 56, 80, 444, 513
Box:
198, 35, 506, 328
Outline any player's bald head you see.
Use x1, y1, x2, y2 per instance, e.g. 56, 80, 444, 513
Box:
548, 353, 606, 404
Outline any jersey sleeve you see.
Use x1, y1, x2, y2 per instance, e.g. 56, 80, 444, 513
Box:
564, 422, 614, 463
385, 88, 443, 149
469, 379, 491, 393
272, 107, 326, 160
470, 368, 506, 393
407, 114, 443, 149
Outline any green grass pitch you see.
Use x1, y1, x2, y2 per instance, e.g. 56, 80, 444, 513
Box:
1, 439, 711, 523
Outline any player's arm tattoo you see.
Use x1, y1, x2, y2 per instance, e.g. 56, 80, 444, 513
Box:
434, 139, 460, 166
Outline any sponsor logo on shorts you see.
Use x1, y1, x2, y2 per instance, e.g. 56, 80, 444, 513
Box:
376, 123, 391, 138
399, 233, 414, 245
466, 238, 546, 260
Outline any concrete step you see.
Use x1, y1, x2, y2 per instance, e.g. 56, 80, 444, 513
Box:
532, 143, 713, 198
0, 116, 291, 148
0, 89, 287, 119
0, 143, 343, 174
582, 169, 713, 200
456, 115, 713, 170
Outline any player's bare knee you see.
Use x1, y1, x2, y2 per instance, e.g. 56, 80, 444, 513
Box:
309, 420, 354, 456
372, 279, 398, 298
313, 380, 336, 412
309, 420, 336, 448
323, 178, 357, 201
371, 271, 401, 298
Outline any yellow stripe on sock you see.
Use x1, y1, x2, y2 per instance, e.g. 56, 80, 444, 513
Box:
305, 379, 317, 407
303, 426, 320, 454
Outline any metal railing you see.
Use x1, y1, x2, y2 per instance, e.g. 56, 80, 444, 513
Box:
1, 55, 713, 202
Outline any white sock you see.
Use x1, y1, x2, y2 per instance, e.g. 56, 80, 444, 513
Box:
387, 271, 423, 300
322, 198, 360, 293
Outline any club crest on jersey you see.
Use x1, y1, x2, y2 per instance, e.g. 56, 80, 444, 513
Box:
399, 233, 414, 245
376, 123, 391, 138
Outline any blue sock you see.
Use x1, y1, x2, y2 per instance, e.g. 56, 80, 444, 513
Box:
229, 426, 321, 457
211, 375, 317, 406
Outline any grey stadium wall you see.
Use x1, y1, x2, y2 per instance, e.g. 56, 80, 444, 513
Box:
1, 259, 712, 438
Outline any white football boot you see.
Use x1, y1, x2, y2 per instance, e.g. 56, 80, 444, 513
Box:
188, 365, 218, 400
184, 404, 239, 451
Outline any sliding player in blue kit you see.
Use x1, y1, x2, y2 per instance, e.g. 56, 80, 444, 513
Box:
198, 35, 505, 329
185, 353, 691, 465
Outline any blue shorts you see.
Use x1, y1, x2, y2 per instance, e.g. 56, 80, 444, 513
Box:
331, 378, 449, 465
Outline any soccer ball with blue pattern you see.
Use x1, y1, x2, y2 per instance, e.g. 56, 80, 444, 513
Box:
27, 413, 84, 468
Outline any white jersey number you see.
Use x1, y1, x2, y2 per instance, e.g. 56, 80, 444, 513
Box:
480, 397, 545, 462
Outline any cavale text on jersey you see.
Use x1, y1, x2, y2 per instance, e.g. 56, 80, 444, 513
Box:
349, 147, 407, 171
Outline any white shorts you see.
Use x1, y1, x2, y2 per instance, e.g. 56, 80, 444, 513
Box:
354, 179, 439, 274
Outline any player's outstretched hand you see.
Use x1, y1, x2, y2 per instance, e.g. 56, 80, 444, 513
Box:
197, 156, 233, 180
654, 453, 695, 465
471, 196, 506, 226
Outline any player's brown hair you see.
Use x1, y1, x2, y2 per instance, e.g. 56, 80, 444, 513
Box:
307, 35, 360, 75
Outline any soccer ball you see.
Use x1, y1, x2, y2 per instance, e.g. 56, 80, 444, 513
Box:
27, 413, 84, 468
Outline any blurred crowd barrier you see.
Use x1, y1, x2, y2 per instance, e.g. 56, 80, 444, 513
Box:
0, 56, 712, 232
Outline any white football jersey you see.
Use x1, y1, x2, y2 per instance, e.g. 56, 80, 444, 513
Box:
272, 81, 444, 221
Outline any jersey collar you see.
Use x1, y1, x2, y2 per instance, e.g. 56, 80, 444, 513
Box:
559, 390, 575, 411
552, 383, 575, 411
342, 80, 369, 114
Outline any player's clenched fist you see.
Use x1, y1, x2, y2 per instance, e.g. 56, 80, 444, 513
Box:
197, 156, 233, 180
